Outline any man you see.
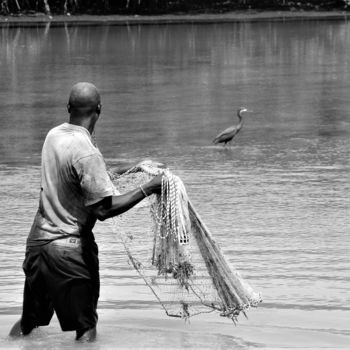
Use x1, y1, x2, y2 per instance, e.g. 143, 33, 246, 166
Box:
9, 82, 162, 342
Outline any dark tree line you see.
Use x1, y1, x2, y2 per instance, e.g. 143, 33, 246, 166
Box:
1, 0, 349, 16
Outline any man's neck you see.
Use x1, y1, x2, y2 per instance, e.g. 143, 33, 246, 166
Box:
69, 117, 94, 135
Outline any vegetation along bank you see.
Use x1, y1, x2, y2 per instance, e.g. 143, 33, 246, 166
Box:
1, 0, 350, 17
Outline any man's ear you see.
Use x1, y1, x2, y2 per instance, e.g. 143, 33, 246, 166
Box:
67, 104, 71, 114
96, 104, 101, 115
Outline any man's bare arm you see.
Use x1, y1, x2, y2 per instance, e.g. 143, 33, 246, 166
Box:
89, 174, 162, 221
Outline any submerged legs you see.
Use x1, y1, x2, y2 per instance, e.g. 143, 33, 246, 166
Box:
76, 327, 97, 342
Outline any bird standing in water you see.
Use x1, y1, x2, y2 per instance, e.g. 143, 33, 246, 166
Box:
213, 107, 251, 146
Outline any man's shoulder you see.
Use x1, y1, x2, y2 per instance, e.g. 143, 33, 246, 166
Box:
45, 123, 99, 161
46, 123, 64, 136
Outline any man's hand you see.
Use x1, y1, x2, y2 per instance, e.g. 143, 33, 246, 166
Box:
142, 174, 163, 196
135, 159, 167, 175
108, 159, 166, 177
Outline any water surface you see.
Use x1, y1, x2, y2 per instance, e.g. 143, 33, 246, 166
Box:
0, 20, 350, 348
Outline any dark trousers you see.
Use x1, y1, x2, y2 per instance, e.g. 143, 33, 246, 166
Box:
21, 235, 99, 333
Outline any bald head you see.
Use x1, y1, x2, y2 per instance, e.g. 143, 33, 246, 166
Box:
68, 82, 101, 117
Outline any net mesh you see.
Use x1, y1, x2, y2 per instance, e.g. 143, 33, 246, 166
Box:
110, 166, 262, 322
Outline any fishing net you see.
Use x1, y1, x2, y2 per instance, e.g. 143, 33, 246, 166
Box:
109, 162, 262, 323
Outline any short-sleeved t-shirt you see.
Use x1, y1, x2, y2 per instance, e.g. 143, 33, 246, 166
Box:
27, 123, 116, 246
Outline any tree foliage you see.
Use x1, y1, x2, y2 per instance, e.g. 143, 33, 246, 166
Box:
1, 0, 349, 15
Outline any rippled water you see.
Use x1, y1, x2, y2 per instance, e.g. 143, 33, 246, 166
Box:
0, 20, 350, 348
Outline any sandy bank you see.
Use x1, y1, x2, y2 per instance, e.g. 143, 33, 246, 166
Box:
1, 10, 350, 27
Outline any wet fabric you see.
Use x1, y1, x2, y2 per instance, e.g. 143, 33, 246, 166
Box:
27, 122, 115, 247
20, 235, 99, 333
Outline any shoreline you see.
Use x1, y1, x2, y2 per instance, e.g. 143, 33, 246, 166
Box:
1, 308, 350, 349
1, 10, 350, 27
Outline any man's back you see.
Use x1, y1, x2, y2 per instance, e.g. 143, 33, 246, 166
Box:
27, 122, 114, 246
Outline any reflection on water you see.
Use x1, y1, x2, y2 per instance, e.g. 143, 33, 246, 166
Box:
1, 21, 350, 164
0, 20, 350, 347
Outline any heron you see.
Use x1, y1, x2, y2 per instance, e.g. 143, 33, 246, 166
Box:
213, 107, 251, 146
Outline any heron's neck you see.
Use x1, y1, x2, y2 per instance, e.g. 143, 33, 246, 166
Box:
237, 114, 244, 126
